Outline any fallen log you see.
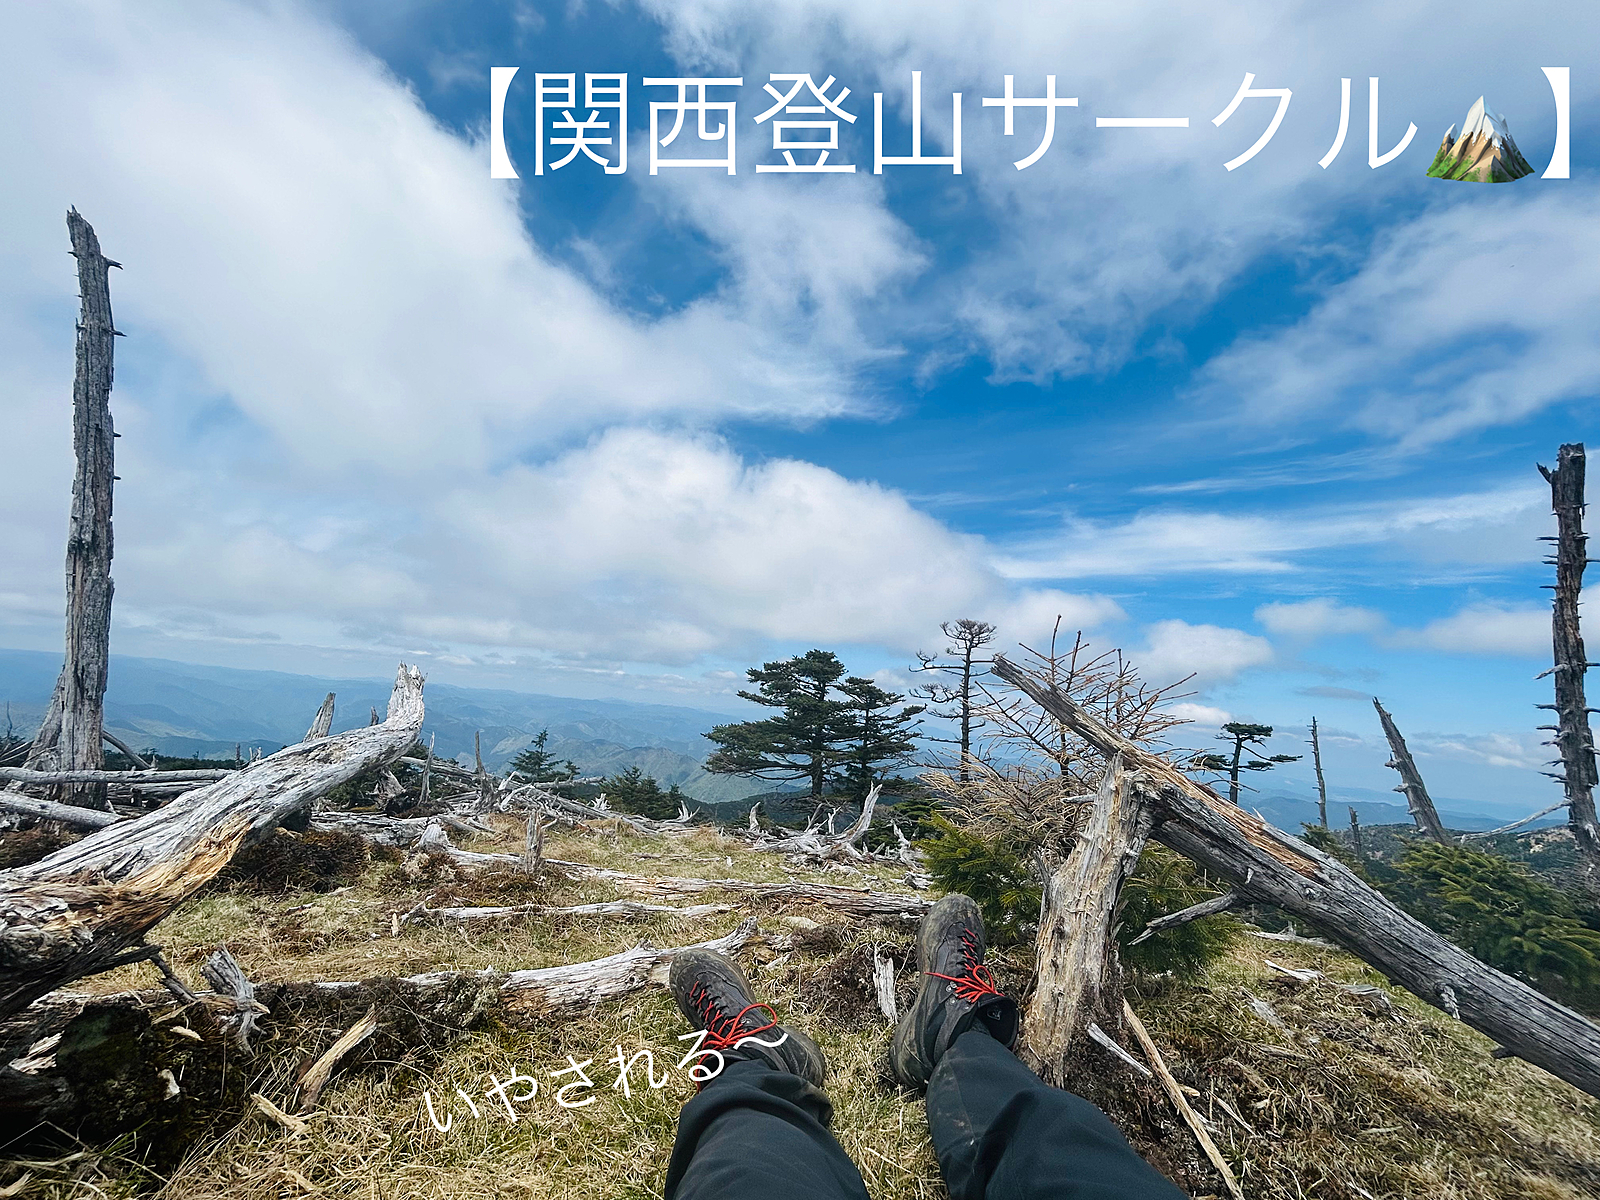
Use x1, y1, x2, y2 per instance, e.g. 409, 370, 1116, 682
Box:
0, 665, 426, 1023
0, 767, 230, 786
546, 858, 931, 919
310, 917, 760, 1010
3, 919, 757, 1151
991, 652, 1600, 1099
402, 900, 734, 925
0, 789, 123, 829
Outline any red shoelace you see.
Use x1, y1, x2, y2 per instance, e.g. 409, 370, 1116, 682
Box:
924, 928, 1004, 1003
688, 981, 781, 1051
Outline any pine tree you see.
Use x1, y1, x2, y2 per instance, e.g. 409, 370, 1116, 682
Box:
507, 729, 577, 784
837, 676, 923, 800
1192, 722, 1300, 804
704, 650, 855, 800
601, 766, 681, 819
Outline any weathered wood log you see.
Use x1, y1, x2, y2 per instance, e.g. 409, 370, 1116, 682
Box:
100, 730, 151, 770
294, 1007, 376, 1113
990, 652, 1600, 1099
0, 665, 425, 1023
0, 789, 122, 829
199, 948, 265, 1054
1539, 443, 1600, 892
26, 212, 121, 814
1020, 755, 1151, 1086
1460, 800, 1569, 841
1373, 697, 1451, 844
0, 767, 230, 786
1124, 999, 1244, 1200
402, 900, 734, 925
3, 919, 756, 1147
1128, 888, 1239, 946
547, 859, 931, 919
312, 917, 760, 1011
305, 693, 336, 741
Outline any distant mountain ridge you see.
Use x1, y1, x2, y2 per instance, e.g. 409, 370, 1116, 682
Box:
0, 649, 782, 805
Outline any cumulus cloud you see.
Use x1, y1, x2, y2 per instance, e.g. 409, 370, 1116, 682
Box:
995, 483, 1549, 580
1397, 604, 1550, 657
1256, 599, 1386, 640
1131, 620, 1274, 688
1167, 701, 1232, 728
0, 2, 1111, 678
1190, 191, 1600, 449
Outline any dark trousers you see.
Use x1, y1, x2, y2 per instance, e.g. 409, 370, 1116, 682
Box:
664, 1027, 1188, 1200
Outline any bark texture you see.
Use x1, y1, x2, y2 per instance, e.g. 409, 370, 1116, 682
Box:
990, 653, 1600, 1099
28, 210, 121, 811
1019, 755, 1152, 1086
1540, 443, 1600, 891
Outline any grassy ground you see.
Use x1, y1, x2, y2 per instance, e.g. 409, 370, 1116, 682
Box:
6, 818, 1600, 1199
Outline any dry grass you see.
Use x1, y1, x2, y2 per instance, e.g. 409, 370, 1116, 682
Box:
6, 819, 1600, 1199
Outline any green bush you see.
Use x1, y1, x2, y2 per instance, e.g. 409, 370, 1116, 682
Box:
919, 823, 1236, 975
1391, 842, 1600, 1002
602, 766, 685, 820
919, 817, 1041, 946
1117, 845, 1239, 979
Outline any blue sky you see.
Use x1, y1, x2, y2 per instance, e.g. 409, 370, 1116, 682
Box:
1, 1, 1596, 816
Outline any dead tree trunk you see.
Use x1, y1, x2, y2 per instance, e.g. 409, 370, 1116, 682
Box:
1019, 754, 1152, 1086
1348, 806, 1365, 858
1310, 716, 1328, 829
27, 211, 121, 812
0, 665, 425, 1022
305, 693, 336, 740
1539, 444, 1600, 893
1373, 697, 1451, 844
991, 654, 1600, 1100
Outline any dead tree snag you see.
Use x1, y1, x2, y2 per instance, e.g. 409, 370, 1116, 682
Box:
27, 210, 122, 811
1373, 698, 1451, 844
1539, 443, 1600, 892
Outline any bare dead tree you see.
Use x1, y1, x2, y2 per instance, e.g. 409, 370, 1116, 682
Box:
1538, 443, 1600, 892
304, 692, 336, 740
994, 653, 1600, 1100
912, 618, 997, 781
1348, 806, 1365, 858
1373, 697, 1451, 844
1310, 716, 1328, 829
27, 210, 122, 811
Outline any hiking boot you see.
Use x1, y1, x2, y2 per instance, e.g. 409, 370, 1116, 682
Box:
889, 894, 1019, 1091
669, 948, 826, 1086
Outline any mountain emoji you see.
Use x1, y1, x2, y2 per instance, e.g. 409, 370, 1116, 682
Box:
1427, 97, 1533, 182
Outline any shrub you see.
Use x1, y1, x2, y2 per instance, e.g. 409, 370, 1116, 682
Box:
919, 822, 1236, 975
1391, 842, 1600, 1001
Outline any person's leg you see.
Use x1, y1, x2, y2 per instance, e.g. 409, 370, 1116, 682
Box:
889, 895, 1185, 1200
925, 1026, 1186, 1200
662, 948, 869, 1200
664, 1056, 868, 1200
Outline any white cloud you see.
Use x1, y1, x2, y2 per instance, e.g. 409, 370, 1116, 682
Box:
994, 482, 1549, 580
1413, 730, 1548, 772
1399, 604, 1550, 657
1191, 191, 1600, 449
1256, 599, 1386, 640
1132, 620, 1274, 688
1167, 701, 1232, 728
